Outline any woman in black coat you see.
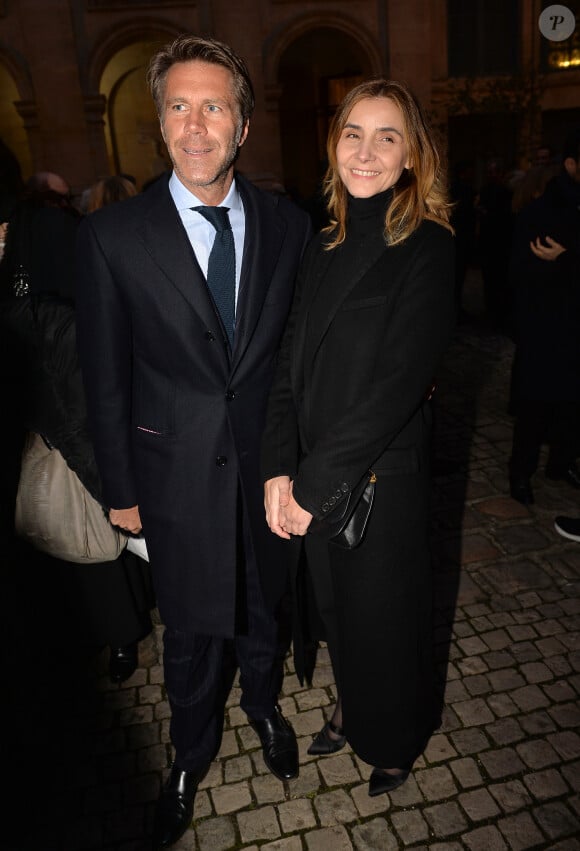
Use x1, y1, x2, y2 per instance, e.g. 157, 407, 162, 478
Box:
262, 79, 455, 795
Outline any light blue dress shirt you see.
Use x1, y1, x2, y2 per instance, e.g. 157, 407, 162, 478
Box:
168, 172, 245, 313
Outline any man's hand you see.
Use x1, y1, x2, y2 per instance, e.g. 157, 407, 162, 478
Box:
109, 505, 142, 535
530, 236, 566, 261
264, 476, 292, 539
278, 490, 313, 538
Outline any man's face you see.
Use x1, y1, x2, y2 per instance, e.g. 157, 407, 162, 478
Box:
160, 60, 249, 204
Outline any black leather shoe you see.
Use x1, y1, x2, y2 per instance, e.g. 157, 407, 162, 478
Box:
250, 705, 298, 780
109, 643, 138, 683
307, 720, 346, 755
368, 767, 410, 796
509, 477, 534, 505
546, 465, 580, 489
152, 763, 207, 849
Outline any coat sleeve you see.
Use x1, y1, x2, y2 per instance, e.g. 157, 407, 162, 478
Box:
75, 215, 138, 510
260, 236, 319, 481
292, 223, 455, 519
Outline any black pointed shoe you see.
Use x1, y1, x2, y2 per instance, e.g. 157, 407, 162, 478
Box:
307, 720, 347, 755
108, 643, 138, 683
368, 767, 410, 796
152, 763, 208, 849
250, 705, 298, 780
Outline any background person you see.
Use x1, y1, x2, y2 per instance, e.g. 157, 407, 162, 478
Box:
262, 78, 455, 796
0, 170, 155, 683
75, 35, 311, 850
83, 173, 137, 213
508, 127, 580, 505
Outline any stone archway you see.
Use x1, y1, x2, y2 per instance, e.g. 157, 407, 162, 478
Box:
86, 23, 178, 189
0, 46, 35, 191
265, 16, 382, 207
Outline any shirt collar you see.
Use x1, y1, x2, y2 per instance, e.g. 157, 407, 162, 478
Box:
168, 171, 242, 213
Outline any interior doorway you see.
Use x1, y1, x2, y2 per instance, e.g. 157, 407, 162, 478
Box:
0, 63, 31, 198
277, 27, 374, 212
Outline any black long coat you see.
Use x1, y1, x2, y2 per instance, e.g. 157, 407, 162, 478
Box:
510, 172, 580, 402
76, 174, 311, 636
262, 213, 455, 766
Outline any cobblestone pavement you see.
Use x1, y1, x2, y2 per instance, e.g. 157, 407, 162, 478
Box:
4, 272, 580, 851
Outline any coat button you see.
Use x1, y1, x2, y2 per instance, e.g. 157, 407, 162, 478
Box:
334, 489, 343, 498
205, 331, 215, 341
341, 482, 349, 493
225, 390, 236, 401
215, 456, 227, 466
328, 496, 336, 506
322, 502, 329, 512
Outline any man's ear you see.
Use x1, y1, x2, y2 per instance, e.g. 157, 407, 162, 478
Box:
563, 156, 578, 179
238, 120, 250, 149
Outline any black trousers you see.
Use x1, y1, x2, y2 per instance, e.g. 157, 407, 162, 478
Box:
163, 526, 284, 772
510, 399, 580, 479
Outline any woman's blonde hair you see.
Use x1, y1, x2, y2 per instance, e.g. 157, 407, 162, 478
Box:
323, 78, 453, 248
86, 175, 137, 213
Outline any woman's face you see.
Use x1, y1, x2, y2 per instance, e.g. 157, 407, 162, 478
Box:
336, 96, 411, 198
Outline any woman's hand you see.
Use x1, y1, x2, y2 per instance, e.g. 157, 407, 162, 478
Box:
530, 236, 566, 261
264, 476, 292, 539
264, 477, 313, 538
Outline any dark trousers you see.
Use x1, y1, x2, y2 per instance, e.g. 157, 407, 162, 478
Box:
510, 399, 580, 479
163, 531, 283, 772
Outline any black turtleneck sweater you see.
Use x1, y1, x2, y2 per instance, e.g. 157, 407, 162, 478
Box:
305, 189, 392, 350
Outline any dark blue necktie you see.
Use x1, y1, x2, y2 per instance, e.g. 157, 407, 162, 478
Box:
194, 205, 235, 347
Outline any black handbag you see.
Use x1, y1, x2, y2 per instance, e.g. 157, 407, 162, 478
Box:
309, 470, 376, 550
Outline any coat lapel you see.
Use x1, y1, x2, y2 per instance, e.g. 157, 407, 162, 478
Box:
296, 233, 388, 372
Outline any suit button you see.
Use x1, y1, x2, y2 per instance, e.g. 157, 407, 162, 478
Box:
205, 331, 215, 341
215, 456, 227, 466
335, 489, 343, 498
328, 496, 336, 506
341, 482, 349, 493
322, 502, 329, 512
225, 390, 236, 401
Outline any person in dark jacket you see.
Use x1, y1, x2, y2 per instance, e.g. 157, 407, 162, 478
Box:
0, 171, 155, 682
75, 37, 311, 850
508, 128, 580, 504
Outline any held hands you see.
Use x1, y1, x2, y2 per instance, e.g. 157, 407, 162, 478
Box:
530, 236, 566, 261
109, 505, 142, 535
264, 476, 313, 540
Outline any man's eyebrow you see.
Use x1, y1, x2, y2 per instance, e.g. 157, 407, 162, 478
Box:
165, 96, 229, 105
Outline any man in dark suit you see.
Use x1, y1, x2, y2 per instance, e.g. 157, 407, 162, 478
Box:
508, 127, 580, 505
76, 35, 311, 849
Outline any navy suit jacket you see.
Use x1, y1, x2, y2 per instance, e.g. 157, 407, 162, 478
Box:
76, 173, 311, 635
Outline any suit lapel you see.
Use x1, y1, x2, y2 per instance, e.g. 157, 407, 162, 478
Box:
231, 175, 286, 371
135, 179, 230, 361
